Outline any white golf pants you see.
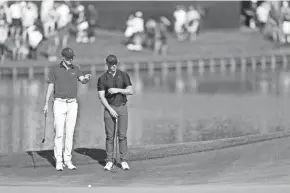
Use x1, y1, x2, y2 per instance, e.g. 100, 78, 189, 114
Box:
53, 98, 78, 163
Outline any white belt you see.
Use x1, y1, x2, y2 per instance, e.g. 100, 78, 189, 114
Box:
54, 98, 77, 103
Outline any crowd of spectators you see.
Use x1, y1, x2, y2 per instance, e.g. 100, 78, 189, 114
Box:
0, 0, 206, 63
0, 0, 98, 63
242, 0, 290, 44
124, 5, 205, 56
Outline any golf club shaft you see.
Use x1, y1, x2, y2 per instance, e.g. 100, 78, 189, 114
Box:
27, 152, 36, 168
42, 112, 47, 143
114, 118, 118, 164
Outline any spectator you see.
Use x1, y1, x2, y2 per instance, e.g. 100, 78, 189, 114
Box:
64, 0, 73, 8
256, 2, 271, 33
27, 25, 43, 59
75, 4, 89, 43
18, 36, 29, 60
173, 5, 187, 41
281, 1, 290, 43
70, 1, 80, 26
249, 0, 258, 29
46, 29, 59, 62
195, 5, 206, 35
55, 1, 71, 48
124, 14, 135, 41
55, 2, 71, 29
42, 3, 60, 62
22, 1, 38, 44
9, 1, 23, 39
41, 0, 58, 38
7, 35, 22, 61
0, 0, 8, 7
265, 2, 280, 42
154, 16, 170, 56
132, 11, 144, 34
0, 2, 8, 21
126, 31, 146, 51
86, 4, 98, 43
145, 18, 157, 49
186, 5, 201, 41
0, 16, 8, 64
41, 0, 54, 20
0, 4, 7, 25
126, 11, 145, 51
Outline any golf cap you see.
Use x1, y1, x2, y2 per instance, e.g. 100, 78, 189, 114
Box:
106, 54, 118, 65
61, 47, 75, 58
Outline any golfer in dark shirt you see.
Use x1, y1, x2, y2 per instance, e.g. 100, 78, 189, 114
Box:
43, 47, 91, 171
97, 54, 134, 171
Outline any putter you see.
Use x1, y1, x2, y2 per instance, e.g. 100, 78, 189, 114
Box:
27, 151, 36, 168
111, 117, 118, 173
41, 112, 47, 143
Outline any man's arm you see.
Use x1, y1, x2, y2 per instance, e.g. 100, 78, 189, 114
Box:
117, 86, 134, 95
108, 72, 134, 95
119, 72, 134, 95
45, 83, 54, 105
98, 91, 113, 111
97, 76, 117, 113
97, 76, 111, 110
45, 67, 55, 105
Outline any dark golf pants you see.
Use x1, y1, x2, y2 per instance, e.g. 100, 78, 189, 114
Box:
104, 104, 128, 162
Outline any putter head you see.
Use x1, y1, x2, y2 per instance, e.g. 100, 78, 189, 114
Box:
41, 138, 45, 143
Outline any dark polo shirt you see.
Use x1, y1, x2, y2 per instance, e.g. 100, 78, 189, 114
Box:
97, 69, 132, 106
47, 62, 83, 99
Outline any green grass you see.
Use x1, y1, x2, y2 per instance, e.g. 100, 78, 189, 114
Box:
0, 29, 286, 67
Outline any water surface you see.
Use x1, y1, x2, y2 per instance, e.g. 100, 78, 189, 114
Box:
0, 67, 289, 153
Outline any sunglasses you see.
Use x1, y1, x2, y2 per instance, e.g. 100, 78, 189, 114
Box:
64, 56, 74, 61
107, 62, 118, 66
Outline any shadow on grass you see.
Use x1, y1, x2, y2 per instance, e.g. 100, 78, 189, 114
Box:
35, 150, 56, 167
74, 148, 107, 167
26, 148, 107, 168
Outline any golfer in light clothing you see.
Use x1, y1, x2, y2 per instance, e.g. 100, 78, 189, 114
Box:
43, 47, 91, 171
97, 55, 134, 171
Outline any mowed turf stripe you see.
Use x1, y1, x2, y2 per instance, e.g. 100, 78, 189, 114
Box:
1, 131, 290, 168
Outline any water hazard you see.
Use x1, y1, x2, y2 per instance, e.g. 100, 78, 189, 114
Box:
1, 66, 290, 153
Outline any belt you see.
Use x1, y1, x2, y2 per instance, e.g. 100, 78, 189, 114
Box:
110, 103, 126, 107
54, 98, 77, 103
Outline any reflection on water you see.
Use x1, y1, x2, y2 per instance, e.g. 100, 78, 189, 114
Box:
1, 67, 290, 153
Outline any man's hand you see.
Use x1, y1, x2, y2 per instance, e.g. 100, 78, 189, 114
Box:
84, 74, 91, 80
109, 107, 118, 118
43, 103, 48, 114
79, 74, 91, 84
108, 88, 120, 94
